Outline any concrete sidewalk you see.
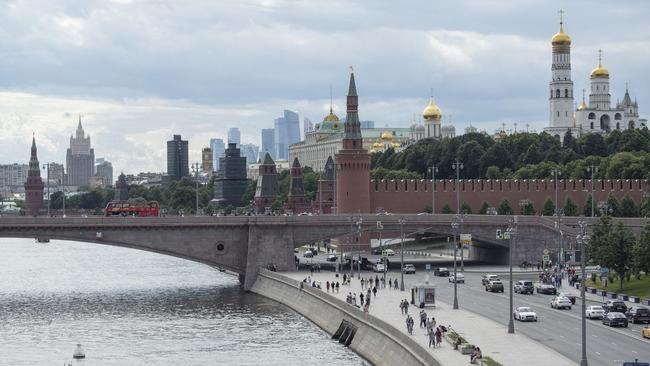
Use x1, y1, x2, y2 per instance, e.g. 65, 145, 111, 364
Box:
286, 271, 576, 366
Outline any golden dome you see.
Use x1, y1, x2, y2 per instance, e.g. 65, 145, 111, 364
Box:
590, 63, 609, 78
422, 97, 442, 120
380, 131, 393, 141
373, 141, 383, 149
391, 142, 401, 148
323, 110, 339, 123
578, 99, 587, 110
551, 21, 571, 46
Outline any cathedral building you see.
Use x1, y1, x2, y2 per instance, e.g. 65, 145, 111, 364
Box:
544, 14, 646, 138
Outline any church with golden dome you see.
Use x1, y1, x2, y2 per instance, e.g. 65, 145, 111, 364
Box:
544, 11, 646, 138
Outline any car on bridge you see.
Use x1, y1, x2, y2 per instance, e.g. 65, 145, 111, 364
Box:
303, 250, 314, 258
402, 264, 416, 274
326, 254, 338, 262
373, 263, 386, 273
448, 273, 465, 283
586, 305, 605, 319
514, 280, 534, 294
535, 283, 557, 295
485, 280, 504, 293
513, 306, 538, 322
603, 300, 627, 314
382, 249, 395, 256
550, 296, 572, 310
481, 274, 500, 285
602, 312, 628, 327
625, 306, 650, 324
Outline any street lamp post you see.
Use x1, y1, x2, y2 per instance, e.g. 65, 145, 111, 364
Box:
399, 217, 406, 291
356, 216, 363, 279
587, 166, 597, 217
452, 160, 463, 214
552, 169, 563, 267
507, 216, 517, 334
349, 215, 354, 278
459, 213, 466, 272
192, 162, 200, 216
451, 215, 460, 309
378, 221, 386, 284
576, 219, 590, 366
429, 164, 438, 214
42, 163, 50, 216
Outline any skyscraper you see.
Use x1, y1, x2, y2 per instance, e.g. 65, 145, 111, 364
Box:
202, 147, 213, 174
66, 116, 95, 187
303, 117, 314, 137
95, 159, 114, 187
166, 134, 189, 182
240, 143, 259, 164
227, 128, 241, 145
210, 138, 225, 171
213, 143, 248, 206
274, 110, 300, 160
24, 136, 44, 216
260, 128, 275, 160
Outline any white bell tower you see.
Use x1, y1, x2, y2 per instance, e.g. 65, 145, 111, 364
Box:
548, 10, 574, 133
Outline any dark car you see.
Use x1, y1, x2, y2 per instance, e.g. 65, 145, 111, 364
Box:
602, 312, 628, 327
485, 280, 505, 293
371, 247, 383, 255
434, 267, 450, 277
535, 283, 557, 295
626, 306, 650, 324
558, 292, 576, 304
514, 280, 534, 294
603, 300, 627, 314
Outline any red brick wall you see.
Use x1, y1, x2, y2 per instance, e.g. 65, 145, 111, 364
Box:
369, 179, 647, 215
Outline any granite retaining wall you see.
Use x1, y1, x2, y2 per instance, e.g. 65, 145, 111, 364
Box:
250, 270, 440, 366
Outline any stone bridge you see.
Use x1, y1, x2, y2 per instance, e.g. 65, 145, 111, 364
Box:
0, 215, 646, 290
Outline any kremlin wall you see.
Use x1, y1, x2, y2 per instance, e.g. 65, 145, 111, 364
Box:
367, 178, 647, 215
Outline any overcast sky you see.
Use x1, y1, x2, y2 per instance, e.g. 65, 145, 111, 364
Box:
1, 0, 649, 174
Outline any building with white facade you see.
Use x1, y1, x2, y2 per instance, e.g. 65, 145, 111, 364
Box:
544, 14, 646, 138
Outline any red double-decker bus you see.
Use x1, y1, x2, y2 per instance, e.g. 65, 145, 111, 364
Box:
104, 201, 160, 217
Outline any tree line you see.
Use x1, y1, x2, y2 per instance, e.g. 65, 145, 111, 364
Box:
589, 217, 650, 291
372, 128, 650, 181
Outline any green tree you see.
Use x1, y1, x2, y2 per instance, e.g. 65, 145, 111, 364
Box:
562, 128, 577, 152
606, 193, 621, 217
590, 216, 614, 272
442, 204, 455, 214
479, 201, 490, 214
607, 221, 636, 291
542, 197, 556, 216
584, 194, 594, 217
641, 191, 650, 217
633, 223, 650, 278
563, 197, 578, 216
497, 199, 513, 215
485, 166, 500, 179
521, 201, 535, 215
460, 202, 472, 214
620, 194, 639, 217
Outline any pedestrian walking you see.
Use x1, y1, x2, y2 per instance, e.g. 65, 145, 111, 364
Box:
388, 278, 392, 288
343, 273, 347, 284
400, 300, 405, 314
435, 327, 442, 347
372, 286, 377, 297
428, 327, 436, 348
419, 310, 427, 328
326, 281, 330, 292
336, 281, 340, 293
360, 293, 364, 305
360, 278, 365, 289
404, 299, 409, 314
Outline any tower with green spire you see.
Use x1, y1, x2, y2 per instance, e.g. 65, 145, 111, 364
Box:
24, 136, 45, 216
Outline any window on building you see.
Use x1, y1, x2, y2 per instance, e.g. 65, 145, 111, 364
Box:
565, 89, 569, 98
556, 89, 560, 98
590, 122, 594, 129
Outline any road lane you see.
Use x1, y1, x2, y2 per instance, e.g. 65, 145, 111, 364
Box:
398, 270, 650, 366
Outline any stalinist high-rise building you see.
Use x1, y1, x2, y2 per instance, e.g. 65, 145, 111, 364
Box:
544, 12, 576, 138
66, 116, 95, 187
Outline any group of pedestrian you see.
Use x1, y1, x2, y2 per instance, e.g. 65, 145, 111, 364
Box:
360, 275, 386, 289
388, 278, 400, 290
399, 299, 410, 315
325, 281, 340, 293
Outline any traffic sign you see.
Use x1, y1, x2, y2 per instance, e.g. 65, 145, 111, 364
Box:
377, 221, 383, 229
425, 264, 431, 271
460, 234, 472, 245
503, 231, 511, 240
543, 248, 550, 255
496, 229, 502, 240
543, 255, 550, 262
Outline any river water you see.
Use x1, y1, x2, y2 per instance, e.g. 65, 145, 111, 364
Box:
0, 238, 369, 366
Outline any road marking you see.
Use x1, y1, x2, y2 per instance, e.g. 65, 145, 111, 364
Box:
595, 352, 601, 356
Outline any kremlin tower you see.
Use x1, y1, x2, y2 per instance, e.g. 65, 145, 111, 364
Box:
24, 136, 45, 216
335, 69, 371, 214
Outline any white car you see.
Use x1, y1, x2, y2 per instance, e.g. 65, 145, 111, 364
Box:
514, 306, 538, 322
586, 305, 605, 319
448, 273, 465, 283
551, 296, 573, 310
373, 263, 386, 273
382, 249, 395, 256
